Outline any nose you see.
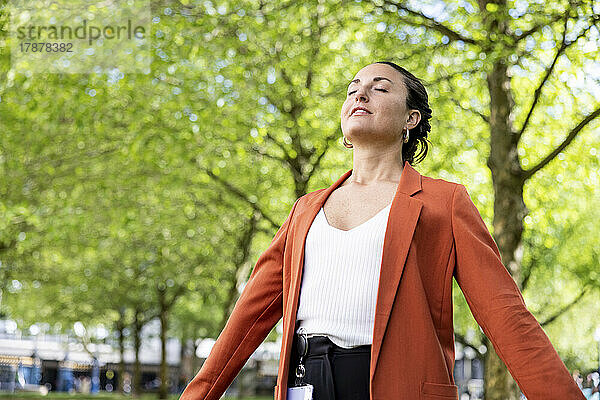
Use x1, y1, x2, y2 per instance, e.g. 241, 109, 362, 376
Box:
353, 87, 368, 103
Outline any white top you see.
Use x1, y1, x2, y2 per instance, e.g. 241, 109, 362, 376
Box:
295, 202, 392, 348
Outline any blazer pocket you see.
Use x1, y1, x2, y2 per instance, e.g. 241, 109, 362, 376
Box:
420, 381, 459, 399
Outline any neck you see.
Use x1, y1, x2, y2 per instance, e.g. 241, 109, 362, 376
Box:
348, 152, 405, 186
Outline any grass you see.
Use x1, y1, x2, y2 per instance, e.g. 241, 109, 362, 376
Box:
0, 393, 272, 400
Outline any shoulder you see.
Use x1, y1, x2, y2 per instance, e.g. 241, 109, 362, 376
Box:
418, 173, 484, 224
419, 173, 464, 200
294, 188, 326, 207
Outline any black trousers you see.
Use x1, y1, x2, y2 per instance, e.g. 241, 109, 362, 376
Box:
287, 334, 371, 400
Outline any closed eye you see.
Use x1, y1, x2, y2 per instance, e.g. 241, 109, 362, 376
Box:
347, 89, 388, 96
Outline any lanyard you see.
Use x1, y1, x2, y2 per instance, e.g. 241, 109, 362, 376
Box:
295, 327, 309, 386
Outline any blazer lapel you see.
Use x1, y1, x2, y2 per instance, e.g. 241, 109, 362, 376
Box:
284, 161, 423, 385
282, 168, 352, 366
370, 163, 423, 381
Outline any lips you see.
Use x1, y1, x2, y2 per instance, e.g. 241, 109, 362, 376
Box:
351, 106, 372, 116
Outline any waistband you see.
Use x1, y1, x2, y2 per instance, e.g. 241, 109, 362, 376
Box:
294, 334, 371, 357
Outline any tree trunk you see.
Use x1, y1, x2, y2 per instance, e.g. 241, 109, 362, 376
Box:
158, 288, 169, 399
484, 55, 527, 400
132, 310, 143, 398
116, 309, 126, 394
193, 338, 201, 376
179, 326, 194, 393
179, 332, 186, 393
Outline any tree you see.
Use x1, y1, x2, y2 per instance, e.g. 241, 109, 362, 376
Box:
1, 1, 598, 399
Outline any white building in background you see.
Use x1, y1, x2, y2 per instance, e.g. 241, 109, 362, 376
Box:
0, 318, 282, 395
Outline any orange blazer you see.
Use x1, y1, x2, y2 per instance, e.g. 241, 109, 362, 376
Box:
180, 160, 584, 400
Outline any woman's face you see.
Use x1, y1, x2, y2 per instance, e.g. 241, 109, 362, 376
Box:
340, 63, 410, 145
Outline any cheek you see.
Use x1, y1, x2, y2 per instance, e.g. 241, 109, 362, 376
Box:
341, 100, 354, 121
380, 102, 404, 123
342, 98, 351, 112
340, 100, 347, 116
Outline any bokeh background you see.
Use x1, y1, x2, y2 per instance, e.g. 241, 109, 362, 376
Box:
0, 0, 599, 399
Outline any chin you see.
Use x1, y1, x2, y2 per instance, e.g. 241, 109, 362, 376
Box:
345, 125, 381, 140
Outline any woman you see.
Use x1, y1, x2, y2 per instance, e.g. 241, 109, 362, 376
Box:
179, 62, 584, 400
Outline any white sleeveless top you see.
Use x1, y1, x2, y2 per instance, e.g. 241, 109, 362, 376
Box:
295, 202, 392, 348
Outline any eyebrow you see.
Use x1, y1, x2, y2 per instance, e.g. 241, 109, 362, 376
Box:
349, 76, 393, 86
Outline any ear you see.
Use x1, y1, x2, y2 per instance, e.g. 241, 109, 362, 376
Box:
407, 110, 421, 130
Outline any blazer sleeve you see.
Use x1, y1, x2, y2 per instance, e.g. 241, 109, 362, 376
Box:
451, 184, 584, 400
179, 198, 300, 400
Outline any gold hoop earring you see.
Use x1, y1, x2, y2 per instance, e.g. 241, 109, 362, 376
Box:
403, 128, 410, 143
343, 136, 353, 148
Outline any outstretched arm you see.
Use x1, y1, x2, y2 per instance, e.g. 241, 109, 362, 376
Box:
180, 198, 300, 400
451, 184, 584, 400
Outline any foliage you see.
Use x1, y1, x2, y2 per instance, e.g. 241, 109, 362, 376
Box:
0, 2, 598, 396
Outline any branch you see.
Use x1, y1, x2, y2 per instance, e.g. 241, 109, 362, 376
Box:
188, 192, 247, 237
166, 283, 187, 309
0, 238, 18, 253
0, 216, 38, 253
381, 0, 479, 45
539, 286, 590, 327
22, 145, 120, 170
517, 15, 595, 140
521, 222, 579, 292
263, 93, 285, 115
517, 14, 569, 139
264, 129, 293, 161
512, 13, 565, 44
279, 67, 306, 120
250, 143, 287, 163
448, 97, 490, 123
304, 9, 325, 91
219, 214, 258, 330
522, 105, 600, 180
140, 308, 160, 324
202, 167, 280, 229
311, 130, 340, 173
422, 68, 481, 87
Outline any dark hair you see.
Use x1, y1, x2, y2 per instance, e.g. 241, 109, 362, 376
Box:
374, 61, 432, 165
